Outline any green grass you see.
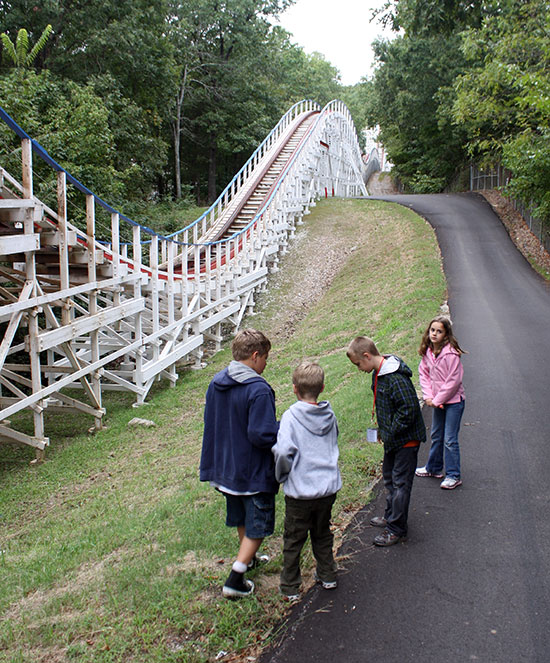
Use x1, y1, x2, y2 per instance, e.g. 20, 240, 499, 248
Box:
0, 198, 446, 662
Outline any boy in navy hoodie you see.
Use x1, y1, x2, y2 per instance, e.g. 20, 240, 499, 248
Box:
272, 362, 341, 601
200, 329, 279, 598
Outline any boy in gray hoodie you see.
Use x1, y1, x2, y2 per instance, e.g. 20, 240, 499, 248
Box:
272, 362, 342, 601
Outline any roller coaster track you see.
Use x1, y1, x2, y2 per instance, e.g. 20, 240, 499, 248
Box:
0, 99, 366, 458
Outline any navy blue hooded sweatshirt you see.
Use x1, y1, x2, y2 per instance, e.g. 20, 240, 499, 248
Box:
200, 360, 279, 494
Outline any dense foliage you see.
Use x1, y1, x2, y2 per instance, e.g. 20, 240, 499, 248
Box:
2, 0, 549, 225
368, 0, 550, 224
0, 0, 352, 219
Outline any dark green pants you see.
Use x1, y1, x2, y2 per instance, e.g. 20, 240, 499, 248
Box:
280, 493, 337, 595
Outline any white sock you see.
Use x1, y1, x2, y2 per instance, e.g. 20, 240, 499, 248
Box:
232, 560, 247, 574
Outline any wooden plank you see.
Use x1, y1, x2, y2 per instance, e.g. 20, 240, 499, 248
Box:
0, 198, 34, 208
37, 298, 145, 352
236, 266, 268, 287
39, 231, 78, 247
22, 139, 33, 199
0, 281, 32, 370
0, 272, 142, 322
57, 171, 70, 299
0, 424, 48, 450
0, 233, 40, 255
198, 301, 240, 332
140, 334, 203, 383
45, 392, 105, 418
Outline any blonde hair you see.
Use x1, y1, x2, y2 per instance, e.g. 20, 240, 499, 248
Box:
293, 361, 324, 399
347, 336, 380, 360
231, 328, 271, 360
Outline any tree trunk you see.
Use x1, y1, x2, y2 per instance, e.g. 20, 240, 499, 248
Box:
208, 134, 217, 203
173, 65, 188, 200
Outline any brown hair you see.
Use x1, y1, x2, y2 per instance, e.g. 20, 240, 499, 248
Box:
231, 328, 271, 360
418, 316, 465, 356
293, 361, 324, 399
346, 336, 380, 360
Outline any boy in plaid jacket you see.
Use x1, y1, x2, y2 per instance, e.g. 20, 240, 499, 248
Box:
347, 336, 426, 546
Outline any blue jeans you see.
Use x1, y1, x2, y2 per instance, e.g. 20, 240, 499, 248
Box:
224, 492, 275, 538
426, 400, 465, 479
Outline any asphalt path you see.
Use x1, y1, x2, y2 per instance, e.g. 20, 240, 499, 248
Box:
260, 192, 550, 663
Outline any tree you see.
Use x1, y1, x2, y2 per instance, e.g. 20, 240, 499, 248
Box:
376, 0, 496, 35
366, 33, 470, 191
1, 0, 174, 198
340, 79, 375, 151
166, 0, 295, 203
1, 0, 355, 209
1, 24, 52, 68
452, 0, 550, 221
0, 69, 126, 217
365, 0, 502, 192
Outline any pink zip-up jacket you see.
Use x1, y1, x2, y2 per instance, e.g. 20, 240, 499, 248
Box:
419, 343, 465, 407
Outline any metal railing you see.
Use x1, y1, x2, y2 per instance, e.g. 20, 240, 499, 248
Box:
469, 164, 550, 252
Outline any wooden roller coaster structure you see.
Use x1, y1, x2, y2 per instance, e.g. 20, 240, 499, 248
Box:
0, 99, 367, 459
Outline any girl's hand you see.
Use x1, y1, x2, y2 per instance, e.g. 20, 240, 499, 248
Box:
425, 398, 433, 407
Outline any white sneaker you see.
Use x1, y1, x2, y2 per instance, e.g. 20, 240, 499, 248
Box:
314, 572, 337, 589
440, 477, 462, 490
282, 593, 300, 603
415, 466, 444, 479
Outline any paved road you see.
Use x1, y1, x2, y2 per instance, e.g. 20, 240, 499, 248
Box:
260, 193, 550, 663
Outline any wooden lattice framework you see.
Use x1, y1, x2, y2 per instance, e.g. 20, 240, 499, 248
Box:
0, 99, 366, 459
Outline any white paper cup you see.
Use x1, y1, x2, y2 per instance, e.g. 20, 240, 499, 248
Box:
366, 428, 378, 443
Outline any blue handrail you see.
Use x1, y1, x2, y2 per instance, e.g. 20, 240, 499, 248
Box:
0, 105, 160, 237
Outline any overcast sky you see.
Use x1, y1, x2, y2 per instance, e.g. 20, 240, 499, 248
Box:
275, 0, 395, 85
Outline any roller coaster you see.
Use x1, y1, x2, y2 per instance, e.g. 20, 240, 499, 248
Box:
0, 99, 367, 458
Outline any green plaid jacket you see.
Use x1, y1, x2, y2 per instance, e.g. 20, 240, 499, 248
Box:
372, 356, 426, 453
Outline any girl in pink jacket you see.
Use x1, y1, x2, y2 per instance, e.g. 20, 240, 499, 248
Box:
415, 316, 466, 490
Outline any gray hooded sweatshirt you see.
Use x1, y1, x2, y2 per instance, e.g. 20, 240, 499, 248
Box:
272, 400, 342, 499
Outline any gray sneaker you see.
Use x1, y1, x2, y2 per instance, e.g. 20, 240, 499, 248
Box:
440, 477, 462, 490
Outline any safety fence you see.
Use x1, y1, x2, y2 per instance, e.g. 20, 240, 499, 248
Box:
469, 164, 550, 252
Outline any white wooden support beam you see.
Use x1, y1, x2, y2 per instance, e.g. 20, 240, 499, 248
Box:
141, 334, 203, 383
0, 424, 48, 450
21, 139, 33, 199
0, 280, 33, 371
37, 299, 145, 352
0, 198, 35, 209
57, 171, 70, 301
0, 233, 40, 256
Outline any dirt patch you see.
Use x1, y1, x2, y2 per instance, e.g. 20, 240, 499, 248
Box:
367, 171, 399, 196
257, 224, 358, 343
4, 548, 124, 623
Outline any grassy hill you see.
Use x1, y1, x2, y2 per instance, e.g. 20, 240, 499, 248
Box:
0, 197, 446, 663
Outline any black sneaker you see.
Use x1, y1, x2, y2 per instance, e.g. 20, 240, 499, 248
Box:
247, 553, 270, 570
222, 570, 255, 598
